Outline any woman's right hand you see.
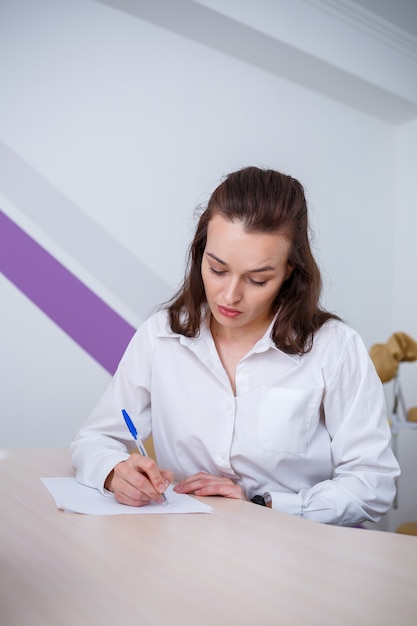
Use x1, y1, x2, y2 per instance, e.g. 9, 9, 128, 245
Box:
105, 453, 174, 507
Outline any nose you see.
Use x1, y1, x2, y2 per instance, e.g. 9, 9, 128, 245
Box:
224, 277, 242, 306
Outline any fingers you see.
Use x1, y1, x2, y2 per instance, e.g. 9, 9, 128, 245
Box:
161, 468, 175, 486
108, 455, 173, 507
174, 472, 246, 500
129, 454, 172, 494
107, 463, 246, 504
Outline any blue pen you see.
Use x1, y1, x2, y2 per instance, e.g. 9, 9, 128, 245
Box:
121, 409, 169, 506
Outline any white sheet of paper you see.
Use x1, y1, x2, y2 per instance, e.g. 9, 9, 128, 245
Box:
41, 478, 213, 515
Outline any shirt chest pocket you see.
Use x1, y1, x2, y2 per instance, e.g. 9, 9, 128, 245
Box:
258, 387, 323, 455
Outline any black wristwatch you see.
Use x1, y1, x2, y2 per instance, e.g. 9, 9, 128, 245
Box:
250, 492, 272, 508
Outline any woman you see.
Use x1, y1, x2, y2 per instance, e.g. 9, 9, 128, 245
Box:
71, 166, 399, 525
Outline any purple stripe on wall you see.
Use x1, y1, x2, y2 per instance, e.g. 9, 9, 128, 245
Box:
0, 210, 136, 374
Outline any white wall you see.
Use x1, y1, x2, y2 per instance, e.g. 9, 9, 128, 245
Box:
1, 0, 416, 530
384, 118, 417, 531
394, 118, 417, 407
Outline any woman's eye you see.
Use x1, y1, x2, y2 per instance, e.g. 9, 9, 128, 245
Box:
209, 267, 225, 276
249, 278, 267, 287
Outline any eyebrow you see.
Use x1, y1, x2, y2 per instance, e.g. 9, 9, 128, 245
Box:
206, 252, 275, 273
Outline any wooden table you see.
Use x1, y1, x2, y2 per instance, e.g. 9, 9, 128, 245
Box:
1, 449, 416, 625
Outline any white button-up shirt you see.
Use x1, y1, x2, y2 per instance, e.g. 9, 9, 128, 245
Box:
71, 310, 399, 525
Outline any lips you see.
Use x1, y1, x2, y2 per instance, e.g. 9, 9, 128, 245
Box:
217, 305, 242, 318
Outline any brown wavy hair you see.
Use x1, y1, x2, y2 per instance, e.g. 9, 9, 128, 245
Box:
165, 166, 339, 354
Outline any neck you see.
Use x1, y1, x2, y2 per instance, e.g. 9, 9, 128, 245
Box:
210, 314, 272, 346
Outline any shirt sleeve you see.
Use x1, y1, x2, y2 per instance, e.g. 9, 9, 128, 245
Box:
270, 330, 400, 525
70, 320, 154, 493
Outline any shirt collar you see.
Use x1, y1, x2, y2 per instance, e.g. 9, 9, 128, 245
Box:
166, 311, 300, 364
249, 315, 301, 364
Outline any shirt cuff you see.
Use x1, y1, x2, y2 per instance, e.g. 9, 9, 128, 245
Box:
270, 491, 302, 517
93, 452, 130, 495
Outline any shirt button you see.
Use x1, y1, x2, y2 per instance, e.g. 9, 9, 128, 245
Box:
226, 401, 233, 410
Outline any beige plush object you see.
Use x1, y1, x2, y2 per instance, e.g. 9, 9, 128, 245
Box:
370, 332, 417, 384
407, 407, 417, 422
396, 522, 417, 536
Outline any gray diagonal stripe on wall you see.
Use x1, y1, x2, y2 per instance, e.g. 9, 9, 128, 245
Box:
97, 0, 417, 123
0, 141, 172, 320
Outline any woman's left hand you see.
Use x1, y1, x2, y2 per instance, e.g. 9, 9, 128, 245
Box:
173, 472, 246, 500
